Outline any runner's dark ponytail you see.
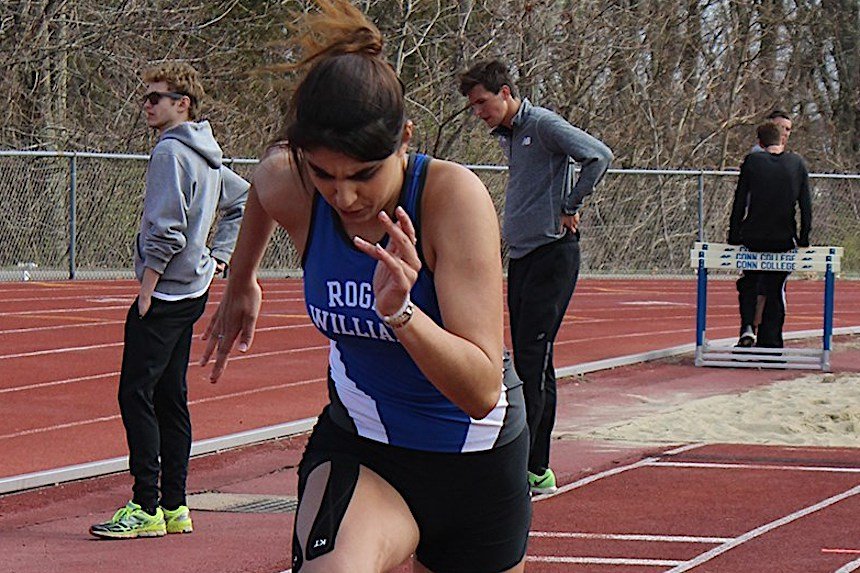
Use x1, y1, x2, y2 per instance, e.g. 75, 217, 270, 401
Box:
280, 0, 406, 163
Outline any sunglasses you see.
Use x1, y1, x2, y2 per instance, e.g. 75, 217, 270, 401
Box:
142, 91, 188, 106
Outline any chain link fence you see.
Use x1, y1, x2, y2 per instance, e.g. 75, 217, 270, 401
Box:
1, 150, 858, 281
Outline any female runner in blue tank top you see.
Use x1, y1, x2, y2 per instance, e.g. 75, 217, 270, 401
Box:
201, 2, 529, 572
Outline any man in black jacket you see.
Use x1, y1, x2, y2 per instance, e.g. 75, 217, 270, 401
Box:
728, 122, 812, 348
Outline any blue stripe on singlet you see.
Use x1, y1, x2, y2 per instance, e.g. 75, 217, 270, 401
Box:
303, 153, 522, 452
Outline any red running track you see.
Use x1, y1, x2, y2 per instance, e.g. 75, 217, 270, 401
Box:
1, 277, 858, 479
528, 442, 860, 572
1, 355, 859, 573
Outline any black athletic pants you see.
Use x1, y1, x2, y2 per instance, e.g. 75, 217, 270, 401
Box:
118, 293, 207, 512
736, 271, 789, 348
507, 232, 580, 474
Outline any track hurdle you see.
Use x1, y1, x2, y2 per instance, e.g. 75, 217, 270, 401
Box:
691, 242, 842, 371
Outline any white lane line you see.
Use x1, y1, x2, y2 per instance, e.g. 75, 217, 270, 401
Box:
0, 376, 325, 441
529, 531, 732, 543
0, 412, 116, 440
0, 372, 115, 394
835, 558, 860, 573
222, 344, 328, 362
650, 461, 860, 473
0, 342, 328, 394
527, 556, 683, 566
532, 456, 657, 500
0, 325, 322, 361
0, 287, 302, 304
532, 443, 705, 501
3, 294, 133, 304
0, 412, 124, 441
664, 484, 860, 572
555, 327, 695, 346
1, 305, 128, 316
0, 296, 303, 319
0, 342, 123, 359
0, 321, 124, 335
0, 294, 132, 303
0, 314, 308, 336
621, 301, 692, 307
190, 376, 324, 406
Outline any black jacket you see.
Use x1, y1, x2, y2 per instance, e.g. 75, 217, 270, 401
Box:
728, 151, 812, 252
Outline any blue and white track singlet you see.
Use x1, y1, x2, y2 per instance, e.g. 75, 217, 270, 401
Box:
302, 153, 525, 453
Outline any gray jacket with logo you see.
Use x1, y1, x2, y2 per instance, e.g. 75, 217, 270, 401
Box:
493, 99, 613, 259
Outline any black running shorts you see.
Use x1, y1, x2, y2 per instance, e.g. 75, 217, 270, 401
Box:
294, 407, 531, 572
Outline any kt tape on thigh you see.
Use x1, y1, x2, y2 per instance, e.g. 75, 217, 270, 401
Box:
293, 459, 361, 569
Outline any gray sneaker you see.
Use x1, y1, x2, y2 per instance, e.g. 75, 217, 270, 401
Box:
736, 325, 756, 348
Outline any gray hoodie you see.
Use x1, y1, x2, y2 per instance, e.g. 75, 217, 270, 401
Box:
135, 120, 248, 299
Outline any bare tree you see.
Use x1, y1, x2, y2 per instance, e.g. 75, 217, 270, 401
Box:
0, 0, 857, 171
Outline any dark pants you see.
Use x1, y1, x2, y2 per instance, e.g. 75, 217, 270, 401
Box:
736, 271, 789, 348
507, 232, 580, 474
118, 293, 208, 511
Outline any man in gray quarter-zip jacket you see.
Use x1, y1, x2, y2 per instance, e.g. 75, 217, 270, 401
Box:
460, 59, 612, 495
90, 62, 248, 540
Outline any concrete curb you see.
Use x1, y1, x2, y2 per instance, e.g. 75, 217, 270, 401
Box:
0, 418, 316, 495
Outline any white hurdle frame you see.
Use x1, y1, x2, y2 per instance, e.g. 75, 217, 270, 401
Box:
691, 242, 843, 371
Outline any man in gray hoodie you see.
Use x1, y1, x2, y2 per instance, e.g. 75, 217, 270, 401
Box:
91, 62, 248, 539
460, 60, 612, 494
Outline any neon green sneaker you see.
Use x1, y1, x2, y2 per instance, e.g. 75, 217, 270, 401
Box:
162, 505, 193, 534
89, 501, 166, 539
528, 468, 558, 494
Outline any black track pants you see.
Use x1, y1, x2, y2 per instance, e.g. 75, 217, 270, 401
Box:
118, 293, 207, 511
507, 232, 580, 474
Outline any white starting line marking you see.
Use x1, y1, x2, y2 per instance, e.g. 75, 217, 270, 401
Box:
650, 460, 860, 474
664, 483, 860, 572
835, 559, 860, 573
532, 443, 705, 501
527, 555, 684, 566
529, 531, 732, 543
531, 447, 860, 571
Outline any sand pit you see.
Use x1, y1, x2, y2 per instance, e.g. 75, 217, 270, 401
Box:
577, 371, 860, 447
